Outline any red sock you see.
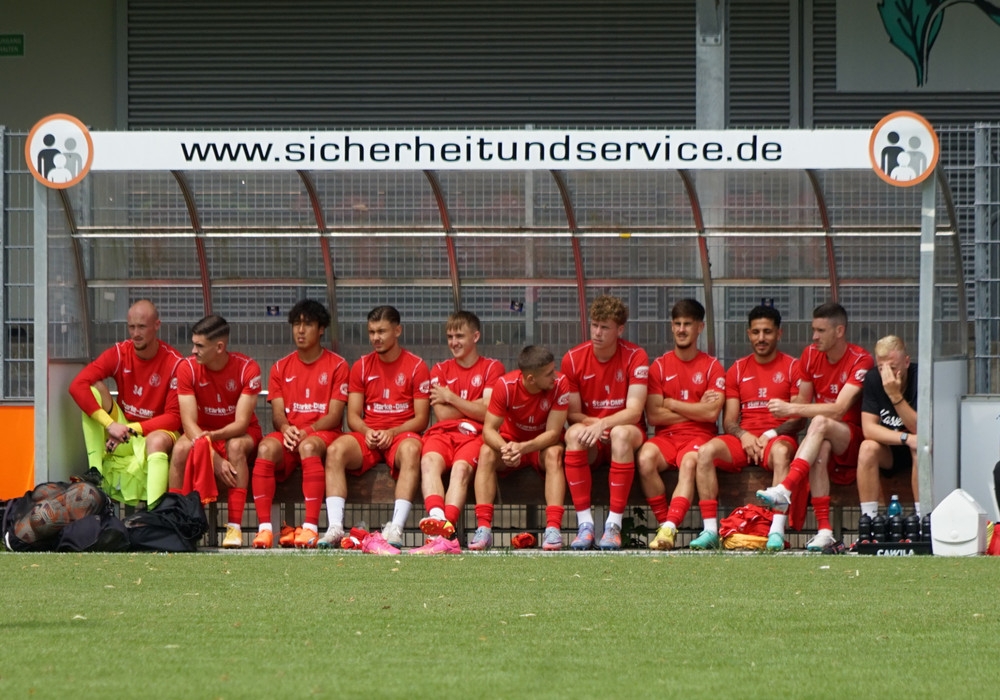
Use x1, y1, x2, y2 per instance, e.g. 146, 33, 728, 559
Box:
783, 458, 810, 490
251, 458, 275, 524
475, 503, 494, 528
227, 487, 247, 526
545, 505, 565, 530
647, 494, 670, 524
444, 504, 461, 526
168, 487, 184, 495
564, 449, 592, 511
666, 496, 691, 526
609, 460, 635, 514
301, 456, 325, 526
424, 493, 446, 516
812, 495, 832, 531
699, 499, 718, 522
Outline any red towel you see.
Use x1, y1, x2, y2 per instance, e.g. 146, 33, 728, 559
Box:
183, 436, 219, 504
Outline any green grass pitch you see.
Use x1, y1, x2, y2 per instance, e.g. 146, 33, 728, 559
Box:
1, 551, 997, 698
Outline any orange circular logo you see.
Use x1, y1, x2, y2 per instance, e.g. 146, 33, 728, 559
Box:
868, 111, 939, 187
24, 114, 94, 189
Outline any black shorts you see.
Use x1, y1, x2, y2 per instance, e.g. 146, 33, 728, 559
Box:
881, 444, 912, 475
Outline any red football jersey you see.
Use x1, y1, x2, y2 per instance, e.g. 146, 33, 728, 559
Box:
488, 370, 570, 442
647, 350, 725, 440
725, 352, 801, 433
68, 339, 184, 434
561, 338, 649, 428
268, 349, 350, 428
429, 355, 505, 432
349, 349, 431, 431
176, 352, 262, 431
799, 343, 873, 426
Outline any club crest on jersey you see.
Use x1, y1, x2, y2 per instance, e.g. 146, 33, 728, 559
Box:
692, 371, 705, 385
227, 379, 238, 392
395, 373, 406, 387
149, 373, 161, 387
540, 398, 551, 411
471, 374, 483, 387
772, 371, 785, 383
615, 369, 625, 383
840, 371, 848, 384
319, 372, 329, 385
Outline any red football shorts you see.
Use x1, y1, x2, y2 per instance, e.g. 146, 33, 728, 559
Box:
828, 422, 863, 485
421, 429, 483, 469
711, 434, 799, 473
643, 433, 708, 468
263, 429, 340, 481
345, 431, 423, 479
208, 422, 263, 460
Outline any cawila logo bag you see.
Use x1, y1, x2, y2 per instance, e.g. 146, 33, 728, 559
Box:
57, 509, 130, 552
124, 491, 208, 552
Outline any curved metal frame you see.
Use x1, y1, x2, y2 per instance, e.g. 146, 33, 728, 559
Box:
49, 167, 966, 376
805, 169, 838, 302
297, 170, 341, 352
170, 170, 213, 316
676, 169, 715, 356
56, 189, 92, 357
936, 167, 972, 358
423, 170, 462, 311
549, 170, 589, 342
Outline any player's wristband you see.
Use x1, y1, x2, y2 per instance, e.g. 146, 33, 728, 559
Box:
127, 422, 143, 435
92, 410, 115, 429
762, 429, 778, 441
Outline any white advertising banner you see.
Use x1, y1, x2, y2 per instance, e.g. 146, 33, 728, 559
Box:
28, 113, 936, 188
83, 129, 872, 172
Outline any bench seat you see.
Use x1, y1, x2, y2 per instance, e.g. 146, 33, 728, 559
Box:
204, 463, 914, 549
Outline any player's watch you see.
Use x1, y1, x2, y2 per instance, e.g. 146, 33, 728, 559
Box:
900, 432, 909, 444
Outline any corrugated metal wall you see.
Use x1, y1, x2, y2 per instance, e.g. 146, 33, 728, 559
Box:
126, 0, 697, 128
727, 1, 792, 126
127, 1, 999, 129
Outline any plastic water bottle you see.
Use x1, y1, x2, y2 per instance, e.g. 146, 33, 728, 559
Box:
857, 513, 872, 543
871, 514, 888, 542
887, 495, 903, 518
889, 514, 904, 542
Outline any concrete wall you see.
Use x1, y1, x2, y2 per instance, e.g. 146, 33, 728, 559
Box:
0, 1, 116, 130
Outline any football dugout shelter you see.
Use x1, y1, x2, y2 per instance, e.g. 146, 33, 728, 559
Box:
27, 118, 971, 517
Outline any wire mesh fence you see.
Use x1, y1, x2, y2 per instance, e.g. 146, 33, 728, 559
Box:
2, 124, 995, 402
